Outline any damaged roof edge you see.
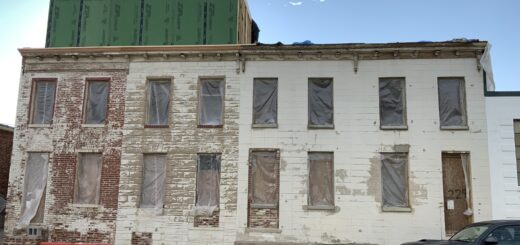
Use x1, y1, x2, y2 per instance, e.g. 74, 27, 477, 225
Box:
0, 124, 14, 132
18, 41, 488, 56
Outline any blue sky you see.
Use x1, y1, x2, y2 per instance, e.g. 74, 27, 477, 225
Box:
0, 0, 518, 126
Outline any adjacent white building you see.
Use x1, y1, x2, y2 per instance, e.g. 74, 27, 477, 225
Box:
486, 95, 520, 220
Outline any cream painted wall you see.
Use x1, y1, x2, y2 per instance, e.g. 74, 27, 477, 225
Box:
238, 59, 491, 245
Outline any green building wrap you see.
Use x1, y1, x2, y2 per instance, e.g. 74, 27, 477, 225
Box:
46, 0, 246, 47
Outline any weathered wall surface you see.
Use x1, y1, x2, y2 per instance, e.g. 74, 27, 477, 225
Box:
114, 61, 240, 244
3, 59, 127, 244
0, 128, 13, 197
237, 59, 491, 245
486, 96, 520, 219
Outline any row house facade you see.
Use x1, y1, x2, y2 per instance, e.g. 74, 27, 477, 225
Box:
4, 41, 493, 245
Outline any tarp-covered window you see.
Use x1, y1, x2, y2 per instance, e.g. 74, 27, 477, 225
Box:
514, 120, 520, 186
253, 78, 278, 126
379, 78, 406, 128
308, 152, 334, 207
438, 78, 467, 128
194, 154, 221, 216
308, 78, 333, 127
19, 153, 49, 226
146, 81, 171, 125
199, 80, 224, 126
250, 151, 278, 206
381, 153, 409, 209
140, 154, 166, 213
31, 81, 56, 124
84, 81, 109, 124
74, 153, 102, 204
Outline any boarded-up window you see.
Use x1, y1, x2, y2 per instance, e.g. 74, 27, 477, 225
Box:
253, 78, 277, 126
514, 120, 520, 185
74, 153, 102, 204
438, 78, 467, 128
308, 152, 334, 207
19, 153, 49, 226
379, 78, 406, 128
146, 81, 171, 125
309, 78, 333, 127
250, 151, 278, 206
84, 81, 109, 124
194, 154, 221, 216
199, 80, 224, 126
31, 81, 56, 124
381, 153, 409, 209
140, 154, 166, 212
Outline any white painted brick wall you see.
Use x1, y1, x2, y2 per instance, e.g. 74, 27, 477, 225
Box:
486, 96, 520, 220
238, 59, 491, 245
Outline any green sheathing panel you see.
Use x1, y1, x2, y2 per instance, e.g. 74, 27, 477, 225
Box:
173, 0, 204, 45
110, 0, 141, 46
47, 0, 81, 47
143, 0, 175, 45
206, 0, 237, 45
80, 0, 111, 46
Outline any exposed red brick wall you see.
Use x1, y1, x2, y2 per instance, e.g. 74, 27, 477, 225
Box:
4, 66, 127, 245
131, 232, 152, 245
0, 128, 13, 197
194, 210, 220, 227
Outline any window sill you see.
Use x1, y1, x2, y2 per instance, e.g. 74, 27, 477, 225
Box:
252, 124, 278, 128
198, 125, 223, 128
245, 228, 282, 234
28, 124, 52, 128
440, 126, 469, 130
72, 204, 100, 208
303, 205, 336, 211
250, 204, 277, 209
81, 124, 105, 128
308, 125, 334, 129
191, 227, 224, 231
380, 125, 408, 130
382, 206, 412, 212
144, 125, 169, 128
138, 208, 163, 216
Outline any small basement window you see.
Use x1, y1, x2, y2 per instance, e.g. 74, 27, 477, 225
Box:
84, 81, 109, 124
438, 78, 468, 129
253, 78, 278, 127
379, 78, 407, 129
308, 152, 334, 208
308, 78, 333, 128
199, 79, 224, 126
146, 80, 171, 126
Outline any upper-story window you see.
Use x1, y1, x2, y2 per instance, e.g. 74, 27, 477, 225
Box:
30, 80, 57, 125
199, 79, 224, 127
438, 78, 468, 129
379, 78, 407, 129
146, 80, 171, 126
84, 81, 109, 124
253, 78, 278, 127
308, 78, 333, 128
